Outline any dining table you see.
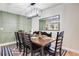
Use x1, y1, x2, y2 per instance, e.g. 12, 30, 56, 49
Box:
31, 36, 56, 56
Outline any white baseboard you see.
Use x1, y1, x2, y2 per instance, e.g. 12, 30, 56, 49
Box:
0, 41, 16, 47
63, 47, 79, 54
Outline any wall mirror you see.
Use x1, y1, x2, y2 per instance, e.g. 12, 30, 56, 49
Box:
39, 15, 60, 31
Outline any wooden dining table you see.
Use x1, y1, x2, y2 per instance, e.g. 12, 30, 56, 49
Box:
31, 36, 56, 56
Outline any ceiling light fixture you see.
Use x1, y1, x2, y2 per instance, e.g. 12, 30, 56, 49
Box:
30, 3, 36, 6
25, 3, 42, 18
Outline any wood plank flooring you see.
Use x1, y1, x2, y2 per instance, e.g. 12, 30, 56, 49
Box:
65, 51, 79, 56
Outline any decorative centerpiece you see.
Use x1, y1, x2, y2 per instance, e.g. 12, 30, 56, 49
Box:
38, 31, 42, 39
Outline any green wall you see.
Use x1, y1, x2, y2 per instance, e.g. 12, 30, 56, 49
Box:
0, 11, 32, 44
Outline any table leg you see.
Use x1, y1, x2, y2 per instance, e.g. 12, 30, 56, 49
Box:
41, 46, 44, 56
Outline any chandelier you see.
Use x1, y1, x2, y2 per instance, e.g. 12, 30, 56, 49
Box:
25, 3, 42, 18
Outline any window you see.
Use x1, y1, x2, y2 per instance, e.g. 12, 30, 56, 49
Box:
39, 15, 60, 31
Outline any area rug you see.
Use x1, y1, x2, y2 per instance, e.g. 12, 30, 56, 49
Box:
0, 44, 67, 56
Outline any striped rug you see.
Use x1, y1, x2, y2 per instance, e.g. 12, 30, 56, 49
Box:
0, 44, 67, 56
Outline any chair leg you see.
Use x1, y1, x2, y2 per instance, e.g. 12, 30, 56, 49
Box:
16, 42, 18, 48
26, 47, 27, 56
31, 50, 34, 56
31, 52, 33, 56
19, 43, 22, 52
23, 46, 25, 56
60, 48, 62, 56
40, 50, 42, 56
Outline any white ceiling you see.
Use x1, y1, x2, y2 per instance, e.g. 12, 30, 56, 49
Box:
0, 3, 58, 16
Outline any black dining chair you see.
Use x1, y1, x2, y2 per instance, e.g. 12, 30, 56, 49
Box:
46, 31, 64, 56
17, 32, 24, 52
41, 32, 52, 37
33, 31, 39, 35
22, 33, 42, 56
15, 32, 19, 48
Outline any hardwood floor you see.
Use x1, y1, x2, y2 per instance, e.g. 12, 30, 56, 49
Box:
65, 51, 79, 56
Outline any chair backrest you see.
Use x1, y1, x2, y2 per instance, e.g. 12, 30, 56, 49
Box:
33, 31, 39, 35
54, 31, 64, 56
18, 32, 24, 44
33, 31, 52, 37
23, 33, 32, 47
41, 32, 52, 37
14, 32, 19, 42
